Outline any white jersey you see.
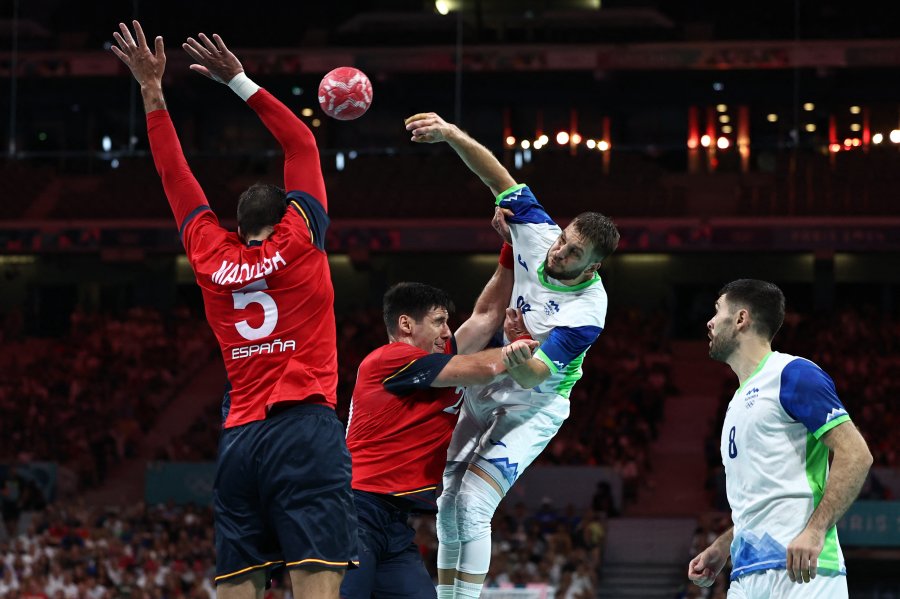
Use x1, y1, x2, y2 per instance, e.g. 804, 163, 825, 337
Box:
464, 184, 607, 413
445, 184, 608, 491
721, 351, 850, 581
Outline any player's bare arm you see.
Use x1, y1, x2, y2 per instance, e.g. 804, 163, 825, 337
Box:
111, 21, 166, 113
454, 265, 514, 355
432, 340, 538, 388
405, 112, 517, 197
183, 32, 243, 83
688, 527, 733, 588
502, 342, 552, 389
786, 422, 872, 584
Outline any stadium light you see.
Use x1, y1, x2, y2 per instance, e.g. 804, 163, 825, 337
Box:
722, 125, 733, 134
805, 124, 816, 133
336, 152, 345, 172
716, 104, 728, 113
435, 0, 451, 15
520, 140, 531, 149
556, 131, 569, 145
506, 136, 516, 147
597, 140, 610, 152
586, 139, 597, 149
767, 114, 778, 123
538, 134, 549, 145
301, 108, 314, 117
872, 133, 884, 144
101, 136, 112, 152
312, 119, 321, 128
890, 130, 900, 144
717, 137, 730, 150
803, 102, 815, 112
829, 143, 841, 153
719, 115, 730, 124
849, 106, 861, 114
570, 133, 582, 144
700, 134, 711, 148
850, 124, 861, 132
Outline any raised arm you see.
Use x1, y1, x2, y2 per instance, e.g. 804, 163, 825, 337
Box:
111, 21, 210, 233
183, 33, 327, 210
405, 112, 517, 197
454, 241, 515, 355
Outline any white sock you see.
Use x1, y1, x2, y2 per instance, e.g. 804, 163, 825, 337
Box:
436, 584, 454, 599
453, 579, 483, 598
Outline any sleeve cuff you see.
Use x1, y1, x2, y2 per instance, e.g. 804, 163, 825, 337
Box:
228, 72, 261, 102
534, 349, 560, 375
813, 414, 851, 440
495, 183, 527, 205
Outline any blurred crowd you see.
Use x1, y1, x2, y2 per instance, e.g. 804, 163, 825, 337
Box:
0, 307, 215, 488
0, 492, 612, 599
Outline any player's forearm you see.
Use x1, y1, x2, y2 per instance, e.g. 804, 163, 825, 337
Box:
433, 349, 506, 387
140, 83, 167, 113
712, 527, 734, 554
455, 265, 514, 354
146, 111, 209, 228
805, 447, 873, 533
507, 358, 550, 389
445, 127, 517, 197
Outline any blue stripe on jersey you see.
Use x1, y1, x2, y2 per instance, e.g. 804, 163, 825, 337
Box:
495, 184, 555, 226
179, 205, 212, 240
536, 325, 602, 372
286, 190, 330, 251
779, 359, 848, 437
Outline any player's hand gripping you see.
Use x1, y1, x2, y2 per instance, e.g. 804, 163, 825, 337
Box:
111, 20, 166, 88
405, 112, 458, 143
183, 33, 244, 84
502, 339, 539, 369
785, 526, 824, 583
688, 543, 728, 587
492, 207, 514, 244
503, 308, 530, 342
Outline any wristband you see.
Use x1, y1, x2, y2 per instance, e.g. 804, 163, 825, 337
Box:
499, 242, 514, 269
513, 333, 533, 342
227, 72, 261, 102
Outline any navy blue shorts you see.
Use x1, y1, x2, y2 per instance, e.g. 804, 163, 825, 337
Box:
340, 490, 436, 599
214, 404, 359, 585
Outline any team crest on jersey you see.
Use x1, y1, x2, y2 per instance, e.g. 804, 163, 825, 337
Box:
544, 300, 560, 315
744, 387, 759, 408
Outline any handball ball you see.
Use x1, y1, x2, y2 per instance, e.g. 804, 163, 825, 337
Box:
317, 67, 373, 121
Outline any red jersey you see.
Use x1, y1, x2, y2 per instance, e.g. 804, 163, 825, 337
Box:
146, 89, 336, 428
346, 340, 462, 509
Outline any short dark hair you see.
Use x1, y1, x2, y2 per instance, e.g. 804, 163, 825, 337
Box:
237, 183, 287, 238
383, 282, 455, 336
717, 279, 786, 341
571, 212, 620, 262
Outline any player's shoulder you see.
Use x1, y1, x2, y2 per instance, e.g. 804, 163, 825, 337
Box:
362, 342, 427, 373
778, 353, 831, 382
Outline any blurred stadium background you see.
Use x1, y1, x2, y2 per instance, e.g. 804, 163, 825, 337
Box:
1, 0, 899, 597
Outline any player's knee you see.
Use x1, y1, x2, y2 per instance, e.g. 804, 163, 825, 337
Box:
456, 470, 502, 543
436, 492, 459, 544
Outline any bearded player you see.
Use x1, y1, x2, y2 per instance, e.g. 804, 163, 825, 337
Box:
405, 112, 620, 599
112, 22, 356, 599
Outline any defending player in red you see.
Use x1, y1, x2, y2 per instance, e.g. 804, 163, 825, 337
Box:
341, 248, 537, 598
111, 21, 356, 599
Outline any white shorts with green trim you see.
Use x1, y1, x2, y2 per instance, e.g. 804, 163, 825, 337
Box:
728, 570, 848, 599
444, 388, 568, 494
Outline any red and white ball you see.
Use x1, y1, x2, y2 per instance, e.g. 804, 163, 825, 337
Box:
317, 67, 373, 121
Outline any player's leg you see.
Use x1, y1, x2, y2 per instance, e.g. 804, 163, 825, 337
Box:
454, 404, 567, 597
340, 491, 389, 599
371, 514, 436, 599
262, 405, 359, 599
213, 423, 283, 597
437, 397, 486, 598
215, 570, 266, 599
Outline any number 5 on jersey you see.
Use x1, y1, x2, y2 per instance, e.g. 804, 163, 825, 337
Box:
233, 280, 278, 340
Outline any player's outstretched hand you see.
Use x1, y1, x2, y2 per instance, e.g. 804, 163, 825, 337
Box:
688, 545, 727, 587
502, 339, 539, 369
405, 112, 457, 144
111, 21, 166, 87
183, 33, 243, 84
786, 526, 823, 583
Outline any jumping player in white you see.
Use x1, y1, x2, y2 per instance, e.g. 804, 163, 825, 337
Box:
689, 279, 873, 598
405, 112, 620, 599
